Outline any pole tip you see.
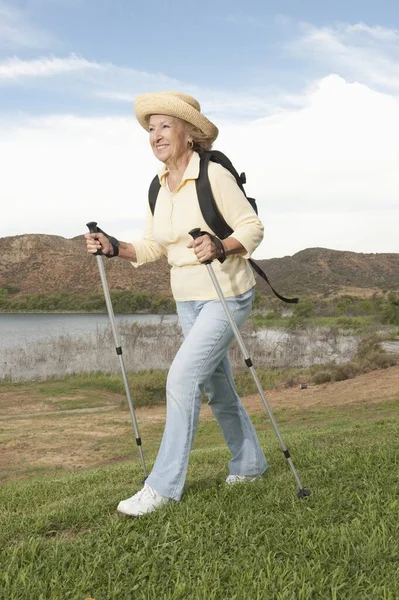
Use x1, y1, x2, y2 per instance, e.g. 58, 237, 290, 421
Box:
297, 488, 311, 498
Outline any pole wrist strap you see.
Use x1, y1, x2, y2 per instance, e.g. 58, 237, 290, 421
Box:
96, 227, 120, 258
208, 233, 226, 263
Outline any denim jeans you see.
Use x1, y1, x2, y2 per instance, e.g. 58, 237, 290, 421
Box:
145, 287, 267, 501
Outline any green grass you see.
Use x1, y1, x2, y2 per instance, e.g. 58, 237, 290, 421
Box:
250, 314, 376, 330
1, 401, 399, 599
0, 369, 304, 407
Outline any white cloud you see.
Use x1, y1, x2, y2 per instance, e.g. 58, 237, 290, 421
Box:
0, 50, 288, 120
233, 75, 399, 213
92, 66, 186, 103
0, 0, 54, 48
262, 210, 399, 259
0, 53, 102, 81
345, 23, 399, 41
1, 74, 398, 258
0, 114, 157, 239
289, 22, 399, 93
97, 85, 293, 121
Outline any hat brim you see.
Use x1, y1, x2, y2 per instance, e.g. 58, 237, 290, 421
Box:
134, 93, 218, 143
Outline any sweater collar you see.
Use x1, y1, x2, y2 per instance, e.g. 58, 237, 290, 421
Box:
158, 151, 200, 188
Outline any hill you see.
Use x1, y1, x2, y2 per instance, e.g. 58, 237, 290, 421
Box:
0, 233, 398, 299
255, 247, 399, 297
0, 234, 171, 297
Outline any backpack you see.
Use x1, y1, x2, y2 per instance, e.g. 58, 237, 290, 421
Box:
148, 150, 298, 304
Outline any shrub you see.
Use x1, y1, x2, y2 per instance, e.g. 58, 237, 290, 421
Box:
330, 363, 357, 381
312, 371, 332, 385
361, 351, 397, 370
336, 317, 362, 330
380, 292, 399, 325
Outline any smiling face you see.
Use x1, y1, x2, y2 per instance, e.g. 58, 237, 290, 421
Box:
148, 115, 191, 165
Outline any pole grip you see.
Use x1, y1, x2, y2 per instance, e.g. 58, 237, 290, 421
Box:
188, 228, 213, 264
189, 228, 202, 240
86, 221, 102, 256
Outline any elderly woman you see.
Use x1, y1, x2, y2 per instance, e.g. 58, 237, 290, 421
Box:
85, 91, 267, 516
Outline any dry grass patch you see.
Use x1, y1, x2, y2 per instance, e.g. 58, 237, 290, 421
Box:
1, 365, 399, 484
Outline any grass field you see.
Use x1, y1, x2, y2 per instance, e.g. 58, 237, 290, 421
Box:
1, 369, 399, 599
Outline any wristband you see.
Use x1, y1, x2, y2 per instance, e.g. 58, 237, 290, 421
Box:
209, 234, 226, 264
104, 236, 120, 258
96, 226, 120, 258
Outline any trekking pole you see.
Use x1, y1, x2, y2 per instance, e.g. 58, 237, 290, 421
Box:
86, 222, 147, 480
189, 229, 310, 498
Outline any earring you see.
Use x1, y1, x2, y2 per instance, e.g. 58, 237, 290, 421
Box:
188, 140, 194, 149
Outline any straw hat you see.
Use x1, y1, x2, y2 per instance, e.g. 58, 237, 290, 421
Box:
134, 91, 219, 143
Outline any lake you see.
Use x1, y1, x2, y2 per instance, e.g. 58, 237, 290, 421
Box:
0, 312, 360, 382
0, 313, 178, 352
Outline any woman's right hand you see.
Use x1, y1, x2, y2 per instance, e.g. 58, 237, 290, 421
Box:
84, 232, 112, 256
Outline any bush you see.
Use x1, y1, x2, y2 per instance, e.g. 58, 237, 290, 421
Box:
312, 371, 332, 385
380, 292, 399, 325
356, 334, 382, 360
330, 364, 357, 381
361, 351, 397, 370
336, 317, 362, 330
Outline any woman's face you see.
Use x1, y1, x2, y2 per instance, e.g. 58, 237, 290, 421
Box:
148, 115, 190, 164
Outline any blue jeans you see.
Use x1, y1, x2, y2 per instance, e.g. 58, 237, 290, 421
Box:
145, 287, 267, 501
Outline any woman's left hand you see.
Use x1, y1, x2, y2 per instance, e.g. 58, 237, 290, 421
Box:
188, 234, 221, 263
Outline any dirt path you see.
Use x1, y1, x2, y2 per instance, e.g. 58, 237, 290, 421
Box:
1, 366, 398, 482
127, 365, 399, 423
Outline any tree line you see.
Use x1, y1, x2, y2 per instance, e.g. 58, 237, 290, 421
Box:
1, 287, 398, 324
0, 288, 175, 313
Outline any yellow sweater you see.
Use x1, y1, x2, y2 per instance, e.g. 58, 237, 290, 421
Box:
132, 152, 264, 301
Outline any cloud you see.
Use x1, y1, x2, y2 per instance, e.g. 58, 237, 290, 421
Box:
98, 86, 289, 120
233, 75, 399, 213
345, 23, 399, 41
92, 66, 186, 103
1, 73, 398, 258
0, 53, 102, 81
0, 113, 157, 240
288, 21, 399, 94
0, 51, 290, 120
0, 0, 54, 48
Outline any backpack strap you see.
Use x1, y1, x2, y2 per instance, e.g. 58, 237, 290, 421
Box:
197, 151, 298, 304
195, 152, 234, 239
204, 150, 246, 194
149, 175, 161, 215
248, 259, 298, 304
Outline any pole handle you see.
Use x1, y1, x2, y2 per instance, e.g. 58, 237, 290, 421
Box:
86, 221, 98, 234
188, 228, 213, 264
86, 221, 102, 256
188, 228, 202, 240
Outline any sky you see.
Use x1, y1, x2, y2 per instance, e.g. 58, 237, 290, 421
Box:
1, 0, 398, 259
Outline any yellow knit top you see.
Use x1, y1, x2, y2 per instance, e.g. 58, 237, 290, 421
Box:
132, 152, 264, 301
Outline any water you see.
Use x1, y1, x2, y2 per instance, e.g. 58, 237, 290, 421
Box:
0, 313, 178, 352
0, 313, 304, 353
0, 313, 360, 381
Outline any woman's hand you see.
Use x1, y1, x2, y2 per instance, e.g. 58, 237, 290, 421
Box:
84, 232, 112, 256
188, 234, 223, 263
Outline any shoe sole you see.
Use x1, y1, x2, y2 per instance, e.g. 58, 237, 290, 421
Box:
225, 476, 262, 486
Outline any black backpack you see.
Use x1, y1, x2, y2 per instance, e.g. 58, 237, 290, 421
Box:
148, 150, 298, 304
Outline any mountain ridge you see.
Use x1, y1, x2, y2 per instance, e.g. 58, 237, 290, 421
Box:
1, 234, 398, 299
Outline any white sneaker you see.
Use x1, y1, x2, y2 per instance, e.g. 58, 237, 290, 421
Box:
117, 483, 170, 516
225, 474, 262, 486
